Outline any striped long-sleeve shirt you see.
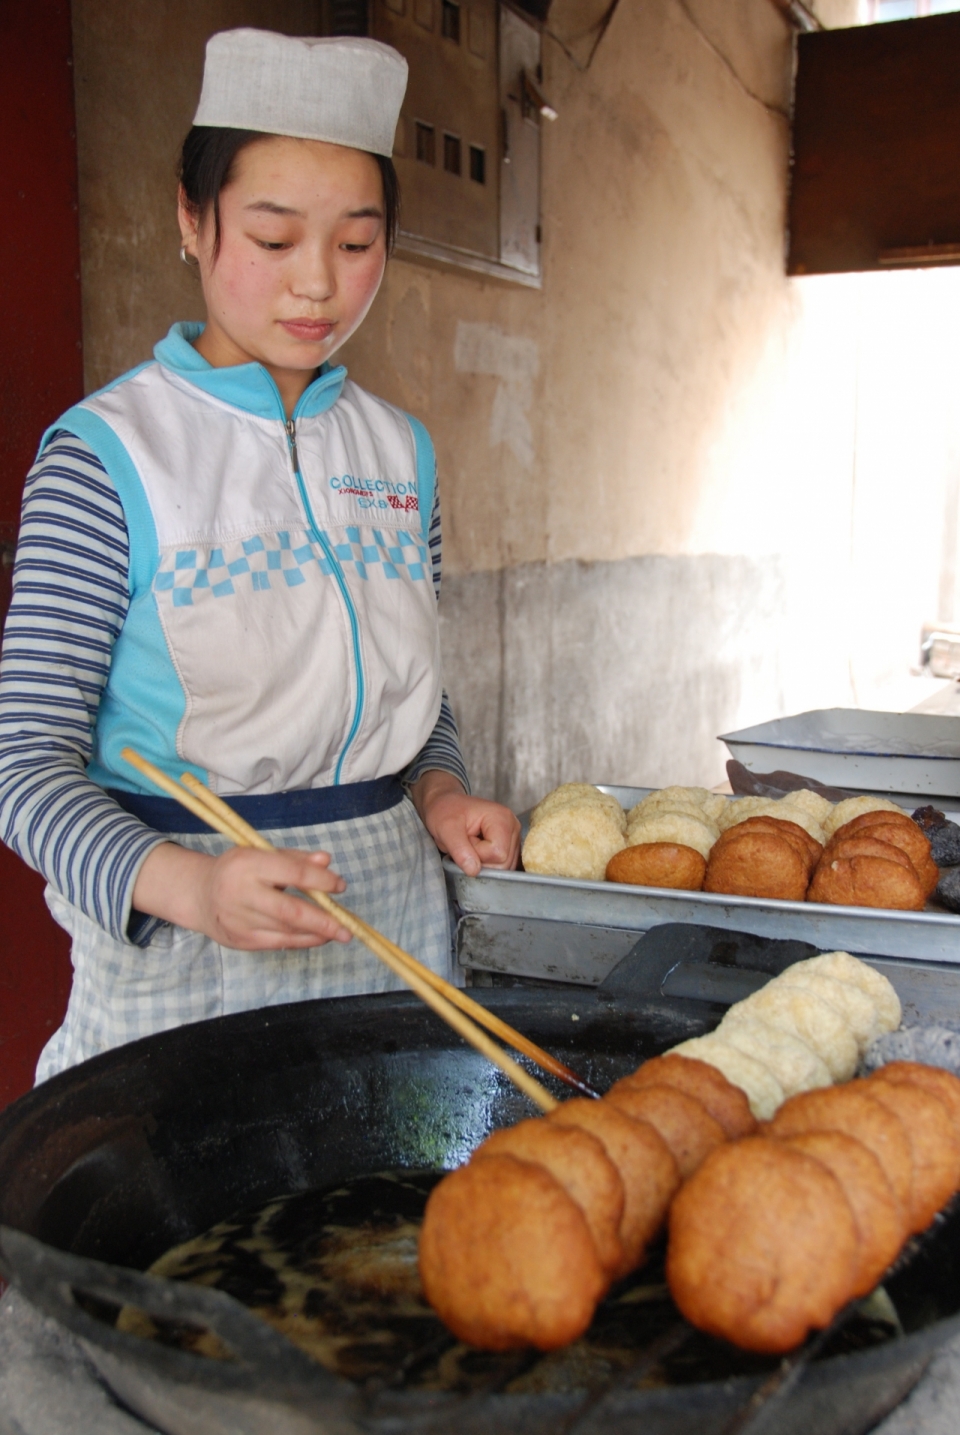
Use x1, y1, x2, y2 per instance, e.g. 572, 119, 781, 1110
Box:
0, 433, 468, 946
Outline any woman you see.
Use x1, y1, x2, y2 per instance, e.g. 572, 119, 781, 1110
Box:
0, 29, 519, 1081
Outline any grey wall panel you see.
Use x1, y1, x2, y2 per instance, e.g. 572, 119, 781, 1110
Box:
439, 552, 787, 810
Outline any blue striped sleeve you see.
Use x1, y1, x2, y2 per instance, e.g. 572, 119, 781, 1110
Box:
428, 482, 442, 600
0, 434, 166, 944
403, 485, 472, 794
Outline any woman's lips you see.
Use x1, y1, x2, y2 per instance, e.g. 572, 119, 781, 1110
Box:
280, 319, 335, 341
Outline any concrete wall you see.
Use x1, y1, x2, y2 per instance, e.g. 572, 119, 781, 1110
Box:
73, 0, 957, 812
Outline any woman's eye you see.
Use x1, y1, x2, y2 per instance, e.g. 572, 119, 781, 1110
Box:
341, 242, 373, 253
254, 239, 290, 251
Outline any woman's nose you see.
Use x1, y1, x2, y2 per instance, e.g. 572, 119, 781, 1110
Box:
291, 242, 335, 304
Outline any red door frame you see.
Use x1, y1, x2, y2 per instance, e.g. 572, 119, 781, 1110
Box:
0, 0, 82, 1107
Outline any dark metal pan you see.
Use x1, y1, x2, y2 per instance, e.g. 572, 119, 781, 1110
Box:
0, 927, 957, 1435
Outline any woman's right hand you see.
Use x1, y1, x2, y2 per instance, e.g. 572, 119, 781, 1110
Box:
132, 842, 352, 949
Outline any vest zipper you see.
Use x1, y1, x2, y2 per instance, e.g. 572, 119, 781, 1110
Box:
284, 412, 366, 786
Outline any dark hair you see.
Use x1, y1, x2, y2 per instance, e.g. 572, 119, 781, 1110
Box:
178, 126, 400, 257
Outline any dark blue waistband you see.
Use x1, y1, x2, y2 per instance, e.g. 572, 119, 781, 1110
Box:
107, 775, 405, 834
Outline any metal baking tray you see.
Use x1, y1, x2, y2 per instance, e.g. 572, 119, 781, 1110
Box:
720, 708, 960, 800
445, 786, 960, 965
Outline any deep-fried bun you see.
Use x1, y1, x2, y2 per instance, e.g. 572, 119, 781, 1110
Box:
670, 1035, 786, 1121
782, 788, 834, 825
768, 1084, 913, 1219
779, 1131, 902, 1296
716, 1013, 831, 1098
521, 805, 626, 882
667, 1139, 859, 1354
715, 815, 822, 870
864, 1079, 960, 1233
605, 842, 706, 890
622, 1054, 757, 1139
419, 1154, 607, 1350
834, 808, 932, 854
704, 829, 810, 902
808, 853, 926, 911
826, 835, 915, 872
855, 822, 939, 896
531, 784, 626, 831
822, 796, 905, 839
474, 1120, 625, 1276
798, 953, 902, 1032
627, 786, 715, 823
734, 983, 859, 1081
624, 812, 717, 860
548, 1099, 680, 1276
716, 796, 781, 831
872, 1061, 960, 1139
774, 968, 886, 1050
604, 1082, 726, 1178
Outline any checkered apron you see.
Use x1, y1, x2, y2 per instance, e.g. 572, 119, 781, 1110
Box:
35, 795, 453, 1083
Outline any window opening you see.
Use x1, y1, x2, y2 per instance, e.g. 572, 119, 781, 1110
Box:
861, 0, 960, 18
415, 121, 436, 165
443, 132, 462, 174
441, 0, 461, 42
469, 144, 486, 183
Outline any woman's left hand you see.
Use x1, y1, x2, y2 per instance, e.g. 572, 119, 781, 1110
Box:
410, 770, 521, 877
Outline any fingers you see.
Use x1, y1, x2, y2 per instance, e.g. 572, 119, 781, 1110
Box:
430, 801, 522, 876
207, 846, 353, 948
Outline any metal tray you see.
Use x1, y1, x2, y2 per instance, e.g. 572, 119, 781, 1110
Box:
446, 786, 960, 964
720, 708, 960, 800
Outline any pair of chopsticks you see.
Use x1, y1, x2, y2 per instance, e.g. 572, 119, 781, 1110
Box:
121, 748, 600, 1112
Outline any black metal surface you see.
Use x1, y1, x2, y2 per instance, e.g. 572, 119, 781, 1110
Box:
0, 963, 956, 1434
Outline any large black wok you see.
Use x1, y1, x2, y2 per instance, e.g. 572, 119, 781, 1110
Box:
0, 940, 956, 1435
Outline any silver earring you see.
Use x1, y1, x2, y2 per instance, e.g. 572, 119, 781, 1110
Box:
179, 245, 198, 268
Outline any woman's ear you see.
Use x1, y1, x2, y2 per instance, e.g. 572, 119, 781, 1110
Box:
177, 184, 200, 260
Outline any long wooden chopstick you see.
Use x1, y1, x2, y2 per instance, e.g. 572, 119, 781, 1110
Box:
121, 748, 563, 1112
176, 771, 599, 1100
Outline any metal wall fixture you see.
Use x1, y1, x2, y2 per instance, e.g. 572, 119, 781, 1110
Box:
358, 0, 554, 286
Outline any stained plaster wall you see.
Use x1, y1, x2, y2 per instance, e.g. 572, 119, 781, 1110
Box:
73, 0, 953, 812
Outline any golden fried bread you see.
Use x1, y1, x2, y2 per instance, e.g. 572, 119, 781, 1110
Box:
666, 1138, 859, 1354
670, 1035, 786, 1121
548, 1099, 679, 1276
605, 842, 706, 890
419, 1154, 607, 1350
779, 1131, 902, 1296
474, 1119, 625, 1277
604, 1081, 726, 1178
808, 853, 926, 911
872, 1061, 960, 1139
856, 822, 939, 896
704, 829, 810, 902
622, 1054, 757, 1139
715, 815, 821, 870
834, 808, 929, 849
864, 1078, 960, 1233
826, 835, 916, 872
768, 1084, 912, 1220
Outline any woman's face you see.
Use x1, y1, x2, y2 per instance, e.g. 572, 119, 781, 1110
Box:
178, 136, 387, 391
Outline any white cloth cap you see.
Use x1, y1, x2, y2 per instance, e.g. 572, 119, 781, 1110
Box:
193, 29, 408, 157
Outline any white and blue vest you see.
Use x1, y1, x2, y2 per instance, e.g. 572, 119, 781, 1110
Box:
43, 323, 442, 797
